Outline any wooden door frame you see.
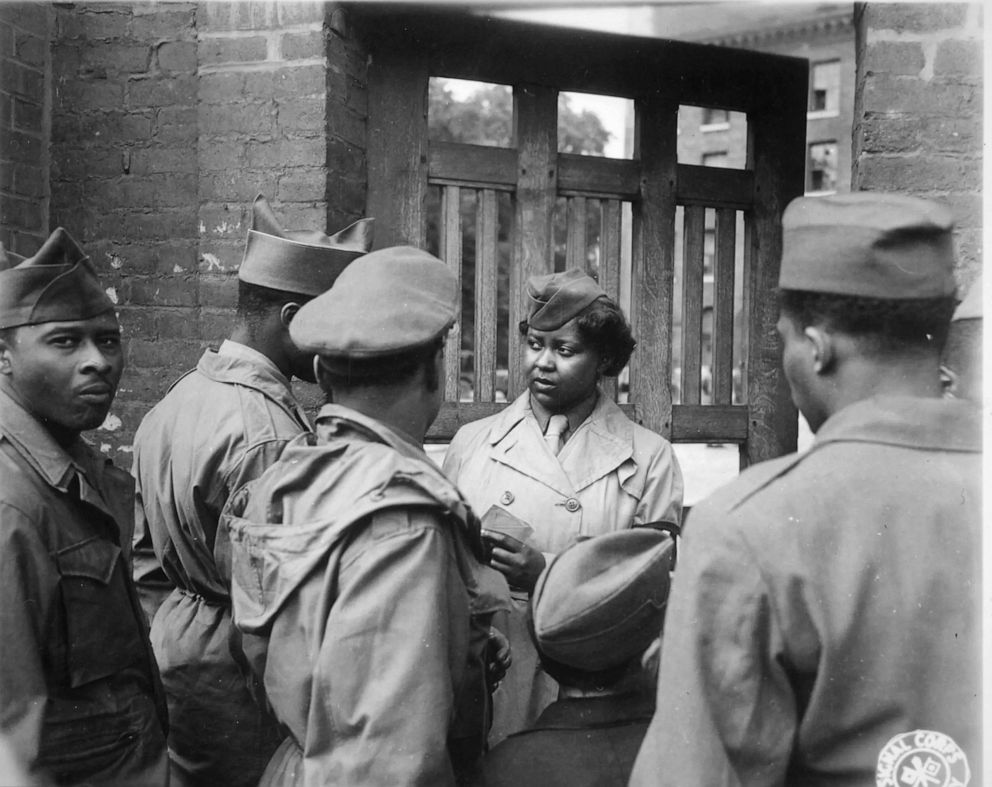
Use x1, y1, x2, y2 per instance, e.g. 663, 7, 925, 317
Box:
351, 4, 806, 465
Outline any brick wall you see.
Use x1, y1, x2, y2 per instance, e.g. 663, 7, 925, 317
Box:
854, 2, 983, 287
43, 1, 370, 462
0, 2, 51, 253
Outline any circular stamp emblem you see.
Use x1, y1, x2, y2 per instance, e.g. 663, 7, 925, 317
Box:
876, 729, 970, 787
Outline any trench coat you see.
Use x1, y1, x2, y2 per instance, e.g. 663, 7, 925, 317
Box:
630, 396, 982, 787
442, 391, 683, 742
219, 404, 511, 787
0, 389, 168, 786
131, 341, 306, 786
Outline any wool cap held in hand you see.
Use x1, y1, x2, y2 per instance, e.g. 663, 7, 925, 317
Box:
0, 227, 114, 330
526, 268, 608, 331
779, 191, 957, 299
531, 528, 675, 672
290, 245, 459, 359
239, 193, 374, 297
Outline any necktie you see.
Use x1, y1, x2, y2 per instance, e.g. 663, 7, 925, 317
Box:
544, 414, 569, 457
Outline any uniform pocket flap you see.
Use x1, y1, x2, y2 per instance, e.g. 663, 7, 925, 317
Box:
55, 537, 120, 585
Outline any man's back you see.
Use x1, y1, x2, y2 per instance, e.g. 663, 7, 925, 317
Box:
635, 396, 981, 786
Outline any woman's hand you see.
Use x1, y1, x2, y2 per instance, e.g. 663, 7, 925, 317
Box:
482, 529, 546, 593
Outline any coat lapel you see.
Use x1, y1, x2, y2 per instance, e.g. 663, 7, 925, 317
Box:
559, 396, 636, 492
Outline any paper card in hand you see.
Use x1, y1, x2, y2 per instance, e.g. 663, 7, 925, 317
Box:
481, 505, 535, 545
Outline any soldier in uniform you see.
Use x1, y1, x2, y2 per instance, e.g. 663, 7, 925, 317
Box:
220, 246, 510, 785
476, 528, 674, 787
0, 229, 169, 785
630, 192, 981, 786
130, 195, 372, 786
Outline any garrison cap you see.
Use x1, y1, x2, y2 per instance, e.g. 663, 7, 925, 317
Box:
532, 528, 674, 672
239, 194, 374, 297
526, 268, 607, 331
779, 192, 957, 299
290, 246, 458, 367
0, 228, 114, 330
953, 275, 982, 322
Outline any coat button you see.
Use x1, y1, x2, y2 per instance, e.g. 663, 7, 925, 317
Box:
500, 491, 515, 506
564, 498, 581, 513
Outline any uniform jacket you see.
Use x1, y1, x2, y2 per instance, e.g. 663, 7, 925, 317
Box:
219, 404, 511, 787
474, 692, 654, 787
0, 389, 168, 786
630, 396, 982, 787
443, 391, 683, 742
130, 341, 307, 786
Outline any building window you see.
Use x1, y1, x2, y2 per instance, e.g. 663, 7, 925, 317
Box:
809, 60, 840, 116
702, 150, 729, 168
701, 107, 729, 130
808, 141, 837, 193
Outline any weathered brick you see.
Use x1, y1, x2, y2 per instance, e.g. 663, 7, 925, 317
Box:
865, 41, 924, 76
281, 30, 324, 60
246, 136, 325, 169
0, 195, 43, 231
934, 39, 982, 76
157, 40, 197, 72
200, 170, 267, 202
940, 193, 983, 229
199, 36, 268, 66
860, 114, 919, 154
153, 105, 197, 144
862, 74, 978, 116
857, 153, 982, 193
71, 111, 154, 147
278, 2, 326, 27
155, 241, 200, 274
866, 3, 968, 34
198, 139, 246, 171
127, 337, 203, 369
242, 70, 277, 98
5, 4, 48, 37
150, 308, 205, 340
131, 9, 195, 41
130, 147, 198, 176
12, 96, 42, 133
128, 75, 195, 108
5, 128, 42, 160
69, 8, 132, 42
51, 43, 82, 81
83, 41, 150, 74
10, 60, 44, 99
57, 78, 124, 110
326, 137, 365, 179
276, 96, 324, 132
197, 3, 244, 33
199, 273, 239, 308
198, 203, 247, 239
273, 63, 325, 96
198, 71, 244, 103
919, 115, 981, 155
100, 173, 198, 210
327, 105, 366, 147
276, 168, 326, 203
125, 275, 199, 307
123, 210, 197, 241
14, 31, 46, 67
0, 22, 12, 57
12, 162, 45, 198
200, 309, 234, 338
200, 102, 276, 136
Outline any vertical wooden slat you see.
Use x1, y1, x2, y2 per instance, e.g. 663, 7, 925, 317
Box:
681, 205, 705, 405
475, 189, 499, 401
744, 63, 808, 466
509, 84, 558, 398
366, 49, 429, 247
439, 186, 463, 400
599, 199, 622, 401
629, 96, 678, 437
566, 196, 586, 270
712, 207, 736, 404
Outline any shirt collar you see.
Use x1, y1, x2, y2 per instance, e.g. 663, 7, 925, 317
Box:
527, 692, 656, 731
218, 339, 289, 384
0, 387, 88, 492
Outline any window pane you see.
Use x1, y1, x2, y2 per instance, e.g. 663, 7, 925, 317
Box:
429, 77, 513, 148
558, 91, 634, 159
677, 105, 747, 167
809, 60, 840, 114
808, 141, 838, 193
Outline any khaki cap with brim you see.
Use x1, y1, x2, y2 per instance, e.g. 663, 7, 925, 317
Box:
779, 192, 957, 299
290, 245, 459, 366
526, 268, 607, 331
0, 228, 114, 330
532, 528, 674, 673
239, 194, 374, 297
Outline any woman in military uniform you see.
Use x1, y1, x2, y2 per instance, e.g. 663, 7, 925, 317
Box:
443, 268, 683, 743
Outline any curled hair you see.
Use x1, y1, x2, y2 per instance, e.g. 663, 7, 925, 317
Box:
316, 337, 443, 394
518, 296, 636, 376
778, 289, 956, 355
236, 280, 308, 336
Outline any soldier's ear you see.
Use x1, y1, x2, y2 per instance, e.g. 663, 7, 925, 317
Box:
279, 302, 301, 328
804, 325, 835, 375
0, 330, 15, 376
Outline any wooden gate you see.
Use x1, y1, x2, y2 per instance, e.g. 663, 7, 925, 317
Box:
351, 6, 808, 466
